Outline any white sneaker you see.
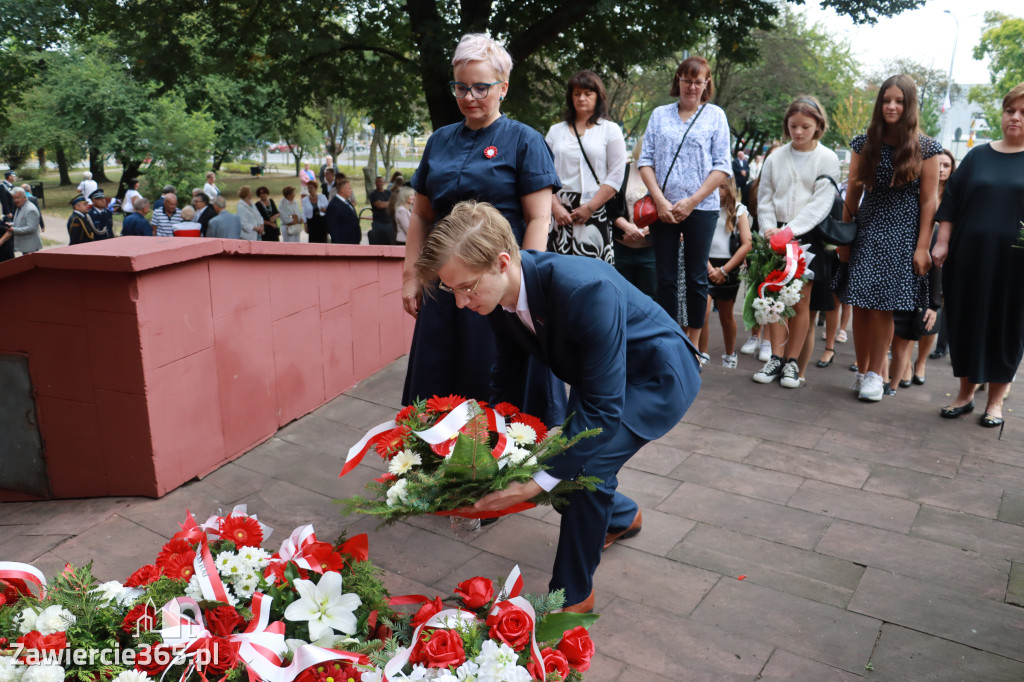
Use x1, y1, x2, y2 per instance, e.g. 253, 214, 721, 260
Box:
858, 372, 885, 402
753, 355, 784, 384
779, 360, 802, 388
722, 353, 738, 369
698, 351, 711, 366
758, 340, 773, 362
837, 329, 848, 343
740, 335, 759, 355
851, 373, 865, 392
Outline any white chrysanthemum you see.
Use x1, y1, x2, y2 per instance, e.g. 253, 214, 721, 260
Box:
34, 605, 76, 635
184, 574, 204, 601
386, 478, 410, 507
359, 671, 383, 682
388, 448, 422, 476
220, 554, 249, 579
215, 551, 237, 572
237, 546, 271, 569
111, 671, 151, 682
0, 656, 26, 682
21, 665, 64, 682
15, 607, 40, 635
506, 446, 532, 465
505, 422, 537, 446
233, 574, 260, 599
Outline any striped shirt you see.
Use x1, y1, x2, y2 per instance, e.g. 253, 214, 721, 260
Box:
151, 207, 183, 237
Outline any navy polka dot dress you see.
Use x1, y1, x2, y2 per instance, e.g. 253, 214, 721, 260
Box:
837, 133, 941, 311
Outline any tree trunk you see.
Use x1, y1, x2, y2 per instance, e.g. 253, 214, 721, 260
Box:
55, 146, 72, 186
363, 127, 382, 198
212, 152, 227, 172
117, 160, 143, 200
89, 146, 110, 183
37, 148, 46, 172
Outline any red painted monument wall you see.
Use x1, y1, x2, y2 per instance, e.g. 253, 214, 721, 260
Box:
0, 238, 414, 500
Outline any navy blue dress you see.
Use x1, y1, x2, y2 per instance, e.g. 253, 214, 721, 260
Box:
402, 115, 567, 425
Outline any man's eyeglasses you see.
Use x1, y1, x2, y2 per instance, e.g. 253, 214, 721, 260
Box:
449, 81, 504, 99
679, 77, 708, 89
438, 274, 483, 296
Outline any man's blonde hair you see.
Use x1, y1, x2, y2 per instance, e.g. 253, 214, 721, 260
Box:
416, 201, 520, 287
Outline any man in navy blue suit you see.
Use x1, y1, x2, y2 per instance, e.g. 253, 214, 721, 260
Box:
325, 179, 361, 244
416, 201, 702, 612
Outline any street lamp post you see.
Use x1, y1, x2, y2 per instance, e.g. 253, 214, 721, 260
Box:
940, 10, 959, 149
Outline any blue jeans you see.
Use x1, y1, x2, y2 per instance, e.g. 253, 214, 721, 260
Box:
651, 209, 719, 328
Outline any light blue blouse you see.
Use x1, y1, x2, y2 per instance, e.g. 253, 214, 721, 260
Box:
638, 102, 732, 211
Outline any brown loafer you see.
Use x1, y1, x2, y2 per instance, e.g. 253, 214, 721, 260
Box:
603, 509, 642, 549
561, 589, 595, 614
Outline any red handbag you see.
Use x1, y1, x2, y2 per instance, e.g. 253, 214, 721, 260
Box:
633, 195, 658, 228
634, 103, 706, 230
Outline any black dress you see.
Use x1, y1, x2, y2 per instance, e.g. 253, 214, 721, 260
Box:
935, 144, 1024, 384
256, 199, 280, 241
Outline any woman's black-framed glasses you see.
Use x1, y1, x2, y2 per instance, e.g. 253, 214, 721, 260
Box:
449, 81, 504, 99
438, 274, 483, 296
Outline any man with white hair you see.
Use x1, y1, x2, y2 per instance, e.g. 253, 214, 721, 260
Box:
122, 197, 153, 236
77, 171, 98, 199
151, 193, 182, 237
9, 186, 42, 254
206, 195, 242, 239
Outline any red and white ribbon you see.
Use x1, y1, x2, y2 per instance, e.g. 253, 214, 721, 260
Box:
264, 525, 318, 581
201, 505, 274, 543
758, 242, 812, 299
0, 561, 47, 597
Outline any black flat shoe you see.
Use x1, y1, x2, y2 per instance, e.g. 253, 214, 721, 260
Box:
940, 401, 975, 419
928, 350, 947, 360
980, 413, 1004, 428
912, 375, 926, 385
849, 363, 859, 372
883, 382, 896, 397
898, 379, 912, 389
816, 348, 835, 368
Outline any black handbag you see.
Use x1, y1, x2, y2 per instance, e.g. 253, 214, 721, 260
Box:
728, 215, 741, 255
814, 175, 857, 246
572, 122, 624, 219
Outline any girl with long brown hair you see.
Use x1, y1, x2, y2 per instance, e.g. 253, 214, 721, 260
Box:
836, 74, 941, 402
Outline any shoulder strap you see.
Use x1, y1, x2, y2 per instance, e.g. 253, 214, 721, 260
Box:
571, 122, 602, 186
815, 174, 857, 219
660, 103, 706, 193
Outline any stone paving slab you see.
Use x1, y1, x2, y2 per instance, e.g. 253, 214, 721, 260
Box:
5, 327, 1024, 679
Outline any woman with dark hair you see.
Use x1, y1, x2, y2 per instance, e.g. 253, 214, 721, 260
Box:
545, 69, 627, 262
932, 83, 1024, 427
122, 178, 142, 215
638, 55, 732, 343
836, 74, 941, 402
255, 185, 281, 242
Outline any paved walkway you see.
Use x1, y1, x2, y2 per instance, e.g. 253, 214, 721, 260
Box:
2, 334, 1023, 681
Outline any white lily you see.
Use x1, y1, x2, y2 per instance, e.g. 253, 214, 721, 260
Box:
283, 571, 362, 640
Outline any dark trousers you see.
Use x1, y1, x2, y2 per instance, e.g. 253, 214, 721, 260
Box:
651, 209, 719, 328
551, 424, 646, 605
612, 242, 657, 299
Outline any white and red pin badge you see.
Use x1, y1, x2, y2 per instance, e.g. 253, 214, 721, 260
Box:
484, 146, 498, 159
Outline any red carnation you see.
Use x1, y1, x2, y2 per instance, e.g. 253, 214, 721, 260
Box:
122, 603, 158, 635
527, 647, 571, 681
410, 596, 445, 628
425, 394, 465, 415
124, 564, 161, 587
557, 626, 595, 671
492, 402, 520, 417
511, 412, 548, 441
219, 515, 264, 548
204, 605, 245, 637
369, 425, 412, 459
453, 576, 493, 610
305, 542, 345, 573
161, 552, 196, 581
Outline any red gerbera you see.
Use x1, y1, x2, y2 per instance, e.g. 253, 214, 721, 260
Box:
425, 394, 465, 415
296, 661, 365, 682
264, 561, 309, 586
161, 552, 196, 581
762, 269, 788, 293
124, 564, 161, 588
395, 405, 417, 423
492, 402, 520, 417
305, 542, 345, 573
369, 425, 412, 459
512, 412, 548, 441
156, 538, 197, 570
219, 515, 264, 548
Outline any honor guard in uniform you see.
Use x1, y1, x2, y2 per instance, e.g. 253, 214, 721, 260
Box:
87, 188, 114, 240
68, 194, 101, 245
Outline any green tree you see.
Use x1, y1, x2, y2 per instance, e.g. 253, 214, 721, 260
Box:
140, 95, 217, 196
279, 110, 323, 177
869, 58, 952, 137
970, 12, 1024, 131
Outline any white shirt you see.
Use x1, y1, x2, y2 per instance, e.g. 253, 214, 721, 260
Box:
78, 179, 98, 198
203, 182, 220, 199
546, 120, 627, 198
123, 189, 142, 214
757, 142, 840, 236
302, 194, 328, 220
237, 199, 263, 241
709, 202, 749, 259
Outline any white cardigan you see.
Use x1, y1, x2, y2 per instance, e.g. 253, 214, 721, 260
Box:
757, 143, 840, 237
545, 119, 627, 198
237, 199, 264, 241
